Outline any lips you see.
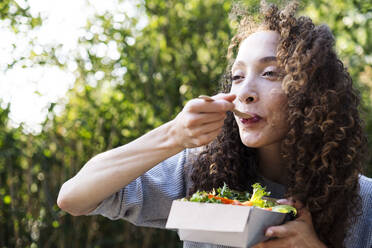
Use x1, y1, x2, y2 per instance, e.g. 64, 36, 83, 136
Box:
240, 114, 262, 124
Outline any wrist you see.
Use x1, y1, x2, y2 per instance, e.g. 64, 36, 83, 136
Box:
164, 119, 185, 151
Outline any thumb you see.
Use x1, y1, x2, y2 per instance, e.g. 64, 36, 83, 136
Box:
296, 206, 313, 225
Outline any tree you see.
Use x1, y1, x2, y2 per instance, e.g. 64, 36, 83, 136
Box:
0, 0, 371, 247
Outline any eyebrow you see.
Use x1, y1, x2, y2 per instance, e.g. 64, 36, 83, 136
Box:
259, 56, 277, 63
232, 56, 277, 71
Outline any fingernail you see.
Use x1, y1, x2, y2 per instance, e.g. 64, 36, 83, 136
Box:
266, 229, 273, 237
276, 199, 288, 204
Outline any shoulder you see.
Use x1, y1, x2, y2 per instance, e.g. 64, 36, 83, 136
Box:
358, 175, 372, 218
184, 147, 206, 169
183, 147, 206, 195
185, 147, 205, 159
346, 175, 372, 248
345, 175, 372, 248
358, 174, 372, 200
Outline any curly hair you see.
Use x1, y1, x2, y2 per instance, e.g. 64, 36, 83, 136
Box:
189, 1, 368, 247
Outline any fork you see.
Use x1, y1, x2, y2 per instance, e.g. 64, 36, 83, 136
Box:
198, 95, 252, 119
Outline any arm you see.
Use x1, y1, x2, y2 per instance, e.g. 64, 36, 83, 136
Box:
57, 93, 236, 216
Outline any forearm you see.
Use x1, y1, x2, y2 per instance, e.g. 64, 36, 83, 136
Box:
57, 93, 235, 216
57, 120, 183, 215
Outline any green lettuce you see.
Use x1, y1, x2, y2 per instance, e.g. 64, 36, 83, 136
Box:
183, 182, 297, 216
272, 205, 297, 215
249, 183, 270, 208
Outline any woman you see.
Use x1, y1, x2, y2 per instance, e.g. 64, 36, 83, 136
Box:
57, 1, 371, 248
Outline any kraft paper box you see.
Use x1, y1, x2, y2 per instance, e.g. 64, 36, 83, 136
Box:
166, 200, 286, 248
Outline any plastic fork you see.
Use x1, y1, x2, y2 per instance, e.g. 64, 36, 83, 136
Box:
198, 95, 252, 119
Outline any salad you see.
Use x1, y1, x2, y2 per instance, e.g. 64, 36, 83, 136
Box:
182, 183, 297, 215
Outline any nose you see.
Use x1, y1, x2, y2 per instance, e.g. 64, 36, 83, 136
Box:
237, 83, 259, 104
239, 94, 258, 103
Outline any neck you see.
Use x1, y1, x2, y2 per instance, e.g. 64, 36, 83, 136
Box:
258, 143, 287, 185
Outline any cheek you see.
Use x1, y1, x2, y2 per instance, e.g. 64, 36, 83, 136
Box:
266, 88, 288, 128
229, 84, 238, 94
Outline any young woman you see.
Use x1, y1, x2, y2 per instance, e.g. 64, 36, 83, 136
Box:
57, 2, 371, 248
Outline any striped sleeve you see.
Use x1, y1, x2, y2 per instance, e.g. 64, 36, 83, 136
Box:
344, 175, 372, 248
87, 149, 188, 228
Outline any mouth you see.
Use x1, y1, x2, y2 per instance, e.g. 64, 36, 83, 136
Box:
240, 114, 262, 124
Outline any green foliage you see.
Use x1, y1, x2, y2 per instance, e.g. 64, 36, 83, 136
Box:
0, 0, 42, 30
0, 0, 371, 247
300, 0, 372, 175
187, 182, 251, 203
217, 182, 251, 201
189, 191, 218, 203
250, 183, 270, 208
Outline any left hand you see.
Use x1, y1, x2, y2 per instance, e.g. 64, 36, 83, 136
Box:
252, 199, 327, 248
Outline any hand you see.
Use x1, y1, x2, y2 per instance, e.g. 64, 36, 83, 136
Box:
253, 199, 327, 248
171, 93, 236, 148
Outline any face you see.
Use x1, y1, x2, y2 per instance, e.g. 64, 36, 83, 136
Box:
230, 30, 288, 148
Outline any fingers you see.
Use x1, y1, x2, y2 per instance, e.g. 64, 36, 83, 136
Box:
277, 198, 305, 216
186, 119, 225, 137
276, 198, 311, 222
254, 199, 321, 248
252, 239, 287, 248
174, 93, 235, 148
184, 113, 225, 129
265, 223, 295, 239
252, 243, 263, 248
293, 199, 304, 210
179, 111, 226, 148
276, 198, 295, 206
199, 113, 226, 125
212, 93, 236, 102
186, 94, 235, 113
292, 200, 312, 223
192, 127, 223, 146
296, 206, 313, 224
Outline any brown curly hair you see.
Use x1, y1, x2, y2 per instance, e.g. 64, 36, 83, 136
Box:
189, 1, 368, 247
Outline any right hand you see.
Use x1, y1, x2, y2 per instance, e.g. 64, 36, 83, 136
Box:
171, 93, 236, 148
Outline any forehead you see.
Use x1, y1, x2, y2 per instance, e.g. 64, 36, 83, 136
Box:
234, 30, 280, 64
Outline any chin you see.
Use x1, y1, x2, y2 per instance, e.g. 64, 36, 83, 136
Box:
239, 131, 264, 148
238, 126, 286, 148
241, 139, 263, 148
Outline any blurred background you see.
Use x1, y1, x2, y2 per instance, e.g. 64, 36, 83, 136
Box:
0, 0, 371, 247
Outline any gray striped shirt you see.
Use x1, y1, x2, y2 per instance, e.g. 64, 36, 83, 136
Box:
88, 149, 372, 248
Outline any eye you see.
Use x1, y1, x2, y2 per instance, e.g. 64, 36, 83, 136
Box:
262, 70, 281, 80
262, 71, 278, 77
231, 75, 244, 82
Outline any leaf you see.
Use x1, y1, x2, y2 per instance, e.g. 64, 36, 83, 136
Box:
272, 205, 297, 215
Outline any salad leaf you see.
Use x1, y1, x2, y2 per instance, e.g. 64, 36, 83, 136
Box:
189, 191, 208, 202
183, 182, 297, 216
250, 183, 270, 208
271, 205, 297, 215
189, 191, 222, 203
217, 183, 251, 201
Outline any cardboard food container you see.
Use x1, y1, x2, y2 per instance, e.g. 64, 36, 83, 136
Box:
166, 200, 287, 248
